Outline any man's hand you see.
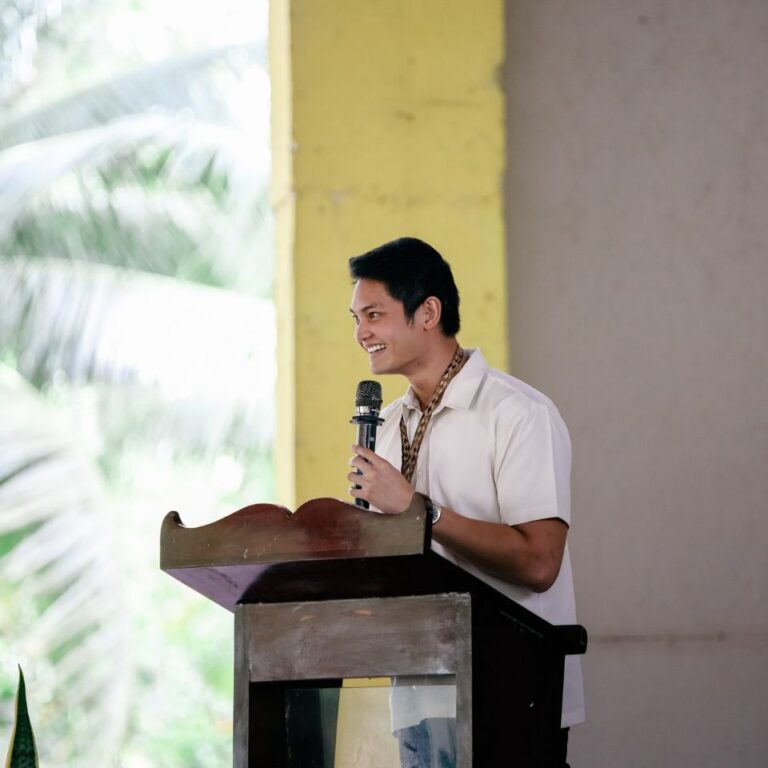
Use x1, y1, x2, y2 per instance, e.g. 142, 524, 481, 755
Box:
347, 445, 414, 514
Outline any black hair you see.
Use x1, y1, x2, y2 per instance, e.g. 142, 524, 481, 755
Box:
348, 237, 461, 337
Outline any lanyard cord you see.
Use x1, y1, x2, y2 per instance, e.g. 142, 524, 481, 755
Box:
399, 345, 467, 483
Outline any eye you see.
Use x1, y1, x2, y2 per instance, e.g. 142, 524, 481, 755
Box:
368, 312, 380, 320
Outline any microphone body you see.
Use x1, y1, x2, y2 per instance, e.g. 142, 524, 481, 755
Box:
353, 414, 380, 453
351, 380, 384, 509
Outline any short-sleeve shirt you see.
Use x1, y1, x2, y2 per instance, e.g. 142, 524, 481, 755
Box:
376, 349, 585, 729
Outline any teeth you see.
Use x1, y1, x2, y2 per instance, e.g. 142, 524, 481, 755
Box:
366, 344, 386, 353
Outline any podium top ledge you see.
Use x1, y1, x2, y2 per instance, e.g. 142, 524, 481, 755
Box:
160, 496, 429, 572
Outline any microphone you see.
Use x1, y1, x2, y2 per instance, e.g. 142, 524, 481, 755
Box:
350, 380, 384, 509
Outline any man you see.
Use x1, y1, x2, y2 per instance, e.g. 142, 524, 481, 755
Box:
346, 237, 584, 767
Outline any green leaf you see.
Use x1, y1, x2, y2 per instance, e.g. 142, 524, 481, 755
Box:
0, 366, 130, 767
0, 113, 269, 236
4, 667, 39, 768
0, 42, 266, 149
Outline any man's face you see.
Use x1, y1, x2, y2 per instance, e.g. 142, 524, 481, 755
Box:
350, 279, 426, 376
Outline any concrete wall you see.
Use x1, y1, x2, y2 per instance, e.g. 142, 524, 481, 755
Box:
504, 2, 768, 765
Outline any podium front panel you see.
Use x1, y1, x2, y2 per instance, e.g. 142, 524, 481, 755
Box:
234, 594, 472, 767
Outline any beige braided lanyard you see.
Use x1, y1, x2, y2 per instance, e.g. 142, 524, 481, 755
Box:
400, 345, 467, 484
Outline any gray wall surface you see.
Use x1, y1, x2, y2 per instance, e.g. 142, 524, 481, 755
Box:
504, 2, 768, 765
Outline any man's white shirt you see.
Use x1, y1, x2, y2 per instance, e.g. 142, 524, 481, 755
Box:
376, 349, 585, 729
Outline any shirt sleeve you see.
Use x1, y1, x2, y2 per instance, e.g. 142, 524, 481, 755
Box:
493, 399, 572, 526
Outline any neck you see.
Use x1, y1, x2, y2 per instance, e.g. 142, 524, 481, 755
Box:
408, 338, 462, 410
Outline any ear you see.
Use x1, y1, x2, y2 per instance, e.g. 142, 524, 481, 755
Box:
420, 296, 442, 331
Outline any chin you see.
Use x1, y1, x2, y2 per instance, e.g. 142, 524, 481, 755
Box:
368, 357, 390, 375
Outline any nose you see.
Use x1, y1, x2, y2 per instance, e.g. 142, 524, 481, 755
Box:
355, 318, 370, 344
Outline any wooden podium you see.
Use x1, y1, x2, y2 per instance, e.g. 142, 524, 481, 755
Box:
160, 496, 587, 767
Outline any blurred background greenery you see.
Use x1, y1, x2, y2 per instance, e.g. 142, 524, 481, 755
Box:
0, 1, 273, 765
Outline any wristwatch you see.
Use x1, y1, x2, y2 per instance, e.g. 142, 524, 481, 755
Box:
425, 497, 442, 526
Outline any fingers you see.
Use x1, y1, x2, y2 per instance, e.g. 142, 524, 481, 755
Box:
347, 446, 406, 512
347, 469, 366, 484
349, 446, 386, 476
347, 475, 369, 504
351, 444, 379, 463
348, 455, 365, 469
347, 469, 371, 501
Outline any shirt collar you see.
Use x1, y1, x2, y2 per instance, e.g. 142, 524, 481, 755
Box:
401, 348, 489, 414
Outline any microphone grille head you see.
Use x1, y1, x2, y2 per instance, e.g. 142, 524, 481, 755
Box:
355, 380, 383, 409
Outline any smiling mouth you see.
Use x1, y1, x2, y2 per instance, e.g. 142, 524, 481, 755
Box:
365, 344, 387, 354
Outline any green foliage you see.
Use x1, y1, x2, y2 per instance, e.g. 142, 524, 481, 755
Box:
4, 668, 38, 768
0, 1, 274, 766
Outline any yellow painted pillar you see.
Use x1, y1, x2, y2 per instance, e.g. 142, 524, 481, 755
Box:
270, 0, 507, 507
